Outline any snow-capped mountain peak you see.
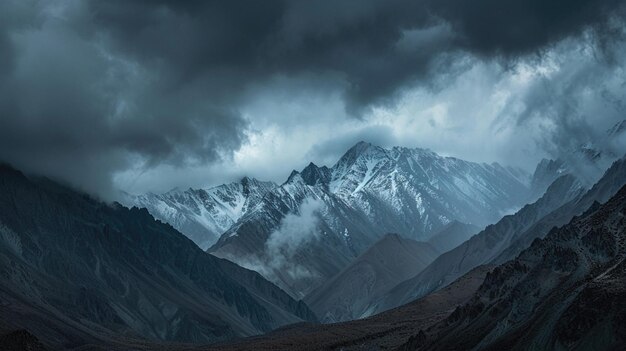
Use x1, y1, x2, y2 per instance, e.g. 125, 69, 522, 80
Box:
301, 162, 332, 187
209, 142, 530, 297
122, 177, 276, 249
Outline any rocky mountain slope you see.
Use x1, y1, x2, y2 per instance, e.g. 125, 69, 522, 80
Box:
427, 221, 480, 253
0, 164, 315, 350
209, 142, 528, 298
203, 165, 626, 351
123, 177, 276, 249
375, 173, 585, 313
376, 154, 626, 316
494, 155, 626, 265
304, 233, 440, 323
405, 183, 626, 350
5, 265, 491, 351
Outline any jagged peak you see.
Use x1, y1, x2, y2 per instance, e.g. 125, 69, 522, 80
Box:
353, 140, 371, 148
337, 142, 444, 169
346, 140, 378, 155
286, 170, 301, 183
240, 175, 259, 188
301, 162, 331, 186
301, 162, 319, 174
390, 145, 436, 157
332, 141, 387, 170
531, 158, 566, 181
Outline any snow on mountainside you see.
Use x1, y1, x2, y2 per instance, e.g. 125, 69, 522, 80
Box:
328, 142, 529, 237
210, 171, 379, 298
209, 141, 530, 298
123, 177, 276, 249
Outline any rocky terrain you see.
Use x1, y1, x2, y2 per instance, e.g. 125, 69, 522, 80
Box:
0, 164, 315, 350
402, 183, 626, 350
375, 173, 585, 313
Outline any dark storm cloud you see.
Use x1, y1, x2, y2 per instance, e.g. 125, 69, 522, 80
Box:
0, 0, 624, 197
430, 0, 624, 56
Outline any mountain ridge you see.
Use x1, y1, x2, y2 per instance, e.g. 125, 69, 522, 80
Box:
208, 142, 529, 298
122, 177, 277, 249
404, 182, 626, 350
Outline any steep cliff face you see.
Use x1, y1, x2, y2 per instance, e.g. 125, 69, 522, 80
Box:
0, 164, 315, 350
403, 183, 626, 351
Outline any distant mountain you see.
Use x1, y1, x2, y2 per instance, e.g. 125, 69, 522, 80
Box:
427, 221, 480, 253
209, 142, 528, 298
123, 177, 276, 249
213, 174, 626, 351
304, 233, 440, 323
375, 173, 585, 313
493, 154, 626, 265
528, 158, 568, 200
405, 183, 626, 350
327, 142, 529, 236
528, 119, 626, 200
0, 164, 315, 349
377, 154, 626, 315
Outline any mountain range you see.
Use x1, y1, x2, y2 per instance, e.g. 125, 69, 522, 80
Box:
374, 154, 626, 315
122, 177, 276, 250
198, 167, 626, 351
206, 142, 529, 298
3, 137, 626, 350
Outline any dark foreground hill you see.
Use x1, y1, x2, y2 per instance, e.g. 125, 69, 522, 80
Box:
0, 164, 315, 350
401, 184, 626, 350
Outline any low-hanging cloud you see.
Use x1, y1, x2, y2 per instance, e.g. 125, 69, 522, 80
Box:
265, 198, 324, 280
218, 198, 324, 283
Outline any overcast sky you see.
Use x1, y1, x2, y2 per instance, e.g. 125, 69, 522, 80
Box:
1, 0, 625, 199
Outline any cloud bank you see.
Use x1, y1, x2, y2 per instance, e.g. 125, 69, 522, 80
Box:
0, 0, 625, 197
